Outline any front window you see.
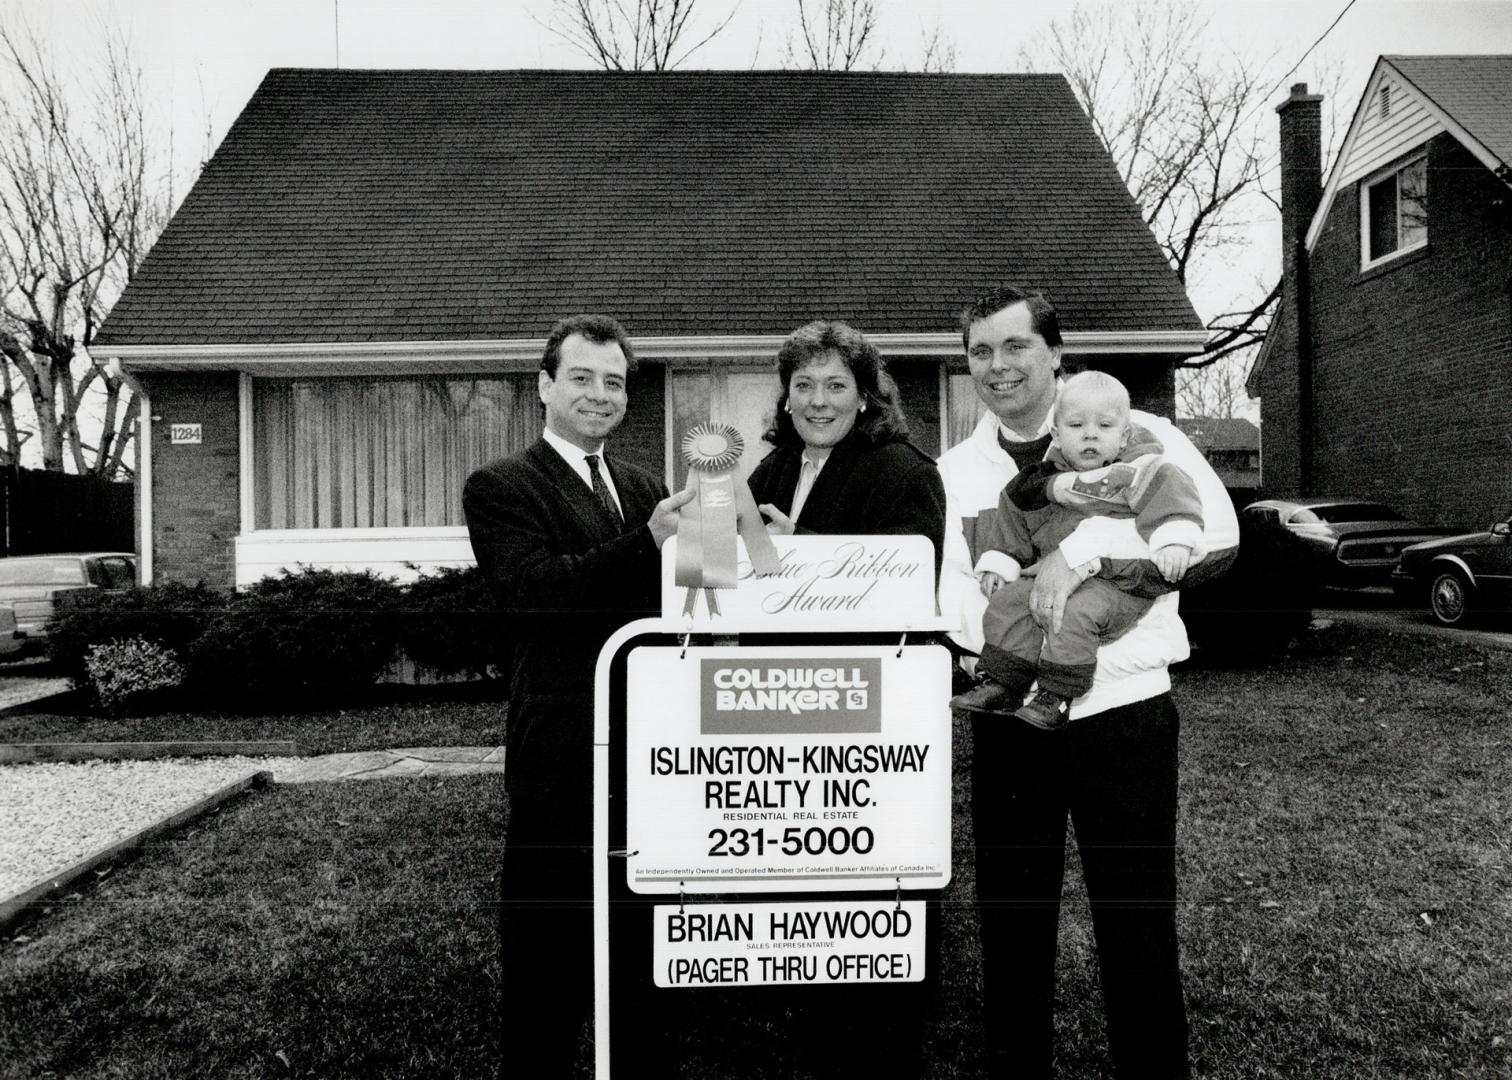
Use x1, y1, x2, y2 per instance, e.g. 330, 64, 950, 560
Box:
253, 375, 542, 529
1363, 155, 1427, 265
946, 373, 986, 447
668, 367, 776, 490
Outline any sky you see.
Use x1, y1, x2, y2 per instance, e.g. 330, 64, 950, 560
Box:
7, 0, 1512, 438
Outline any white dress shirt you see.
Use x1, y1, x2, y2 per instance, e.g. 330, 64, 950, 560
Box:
542, 426, 623, 518
788, 450, 827, 523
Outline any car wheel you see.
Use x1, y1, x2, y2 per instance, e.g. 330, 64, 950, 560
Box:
1428, 569, 1472, 627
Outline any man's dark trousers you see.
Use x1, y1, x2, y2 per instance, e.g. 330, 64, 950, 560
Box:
970, 694, 1191, 1079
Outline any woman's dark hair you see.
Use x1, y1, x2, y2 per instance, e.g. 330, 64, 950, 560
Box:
763, 320, 911, 449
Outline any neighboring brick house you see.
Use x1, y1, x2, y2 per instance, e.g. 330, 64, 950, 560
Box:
1251, 58, 1512, 529
1173, 418, 1260, 490
97, 69, 1203, 589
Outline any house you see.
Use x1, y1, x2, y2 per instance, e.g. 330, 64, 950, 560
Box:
97, 69, 1204, 589
1251, 59, 1512, 529
1173, 417, 1260, 490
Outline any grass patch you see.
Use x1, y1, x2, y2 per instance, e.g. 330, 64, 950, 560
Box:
0, 685, 507, 754
1, 622, 1508, 1077
0, 776, 506, 1079
1169, 624, 1512, 1079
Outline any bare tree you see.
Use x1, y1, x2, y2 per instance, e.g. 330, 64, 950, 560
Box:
1019, 0, 1283, 367
1176, 353, 1255, 419
787, 0, 880, 72
919, 20, 957, 74
0, 23, 174, 477
546, 0, 739, 70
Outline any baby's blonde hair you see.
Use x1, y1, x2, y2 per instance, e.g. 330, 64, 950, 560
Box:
1053, 370, 1131, 422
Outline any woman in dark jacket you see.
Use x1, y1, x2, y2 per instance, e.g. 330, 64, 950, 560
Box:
746, 320, 946, 1079
748, 320, 946, 581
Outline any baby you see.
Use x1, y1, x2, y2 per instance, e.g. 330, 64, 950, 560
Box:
950, 370, 1236, 729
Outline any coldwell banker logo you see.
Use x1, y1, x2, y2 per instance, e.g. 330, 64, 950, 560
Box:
700, 658, 882, 734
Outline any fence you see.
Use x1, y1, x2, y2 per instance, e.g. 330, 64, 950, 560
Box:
0, 466, 134, 557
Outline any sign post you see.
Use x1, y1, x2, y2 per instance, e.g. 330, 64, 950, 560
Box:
593, 535, 957, 1077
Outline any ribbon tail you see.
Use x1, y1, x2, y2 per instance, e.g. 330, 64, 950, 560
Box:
674, 469, 704, 589
704, 589, 720, 616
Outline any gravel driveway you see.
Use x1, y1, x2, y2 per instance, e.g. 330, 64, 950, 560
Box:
0, 755, 299, 907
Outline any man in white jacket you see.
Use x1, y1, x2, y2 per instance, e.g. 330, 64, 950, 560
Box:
937, 285, 1238, 1079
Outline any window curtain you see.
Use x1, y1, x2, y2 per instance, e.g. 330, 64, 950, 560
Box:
945, 373, 986, 448
669, 368, 777, 490
254, 375, 542, 529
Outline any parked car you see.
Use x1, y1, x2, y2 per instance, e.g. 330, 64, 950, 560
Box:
1390, 512, 1512, 627
0, 605, 23, 660
0, 552, 137, 654
1240, 498, 1458, 588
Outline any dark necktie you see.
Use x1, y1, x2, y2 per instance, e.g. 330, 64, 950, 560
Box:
584, 454, 623, 524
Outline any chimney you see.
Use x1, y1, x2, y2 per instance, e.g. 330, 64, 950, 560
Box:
1276, 83, 1324, 279
1275, 82, 1324, 496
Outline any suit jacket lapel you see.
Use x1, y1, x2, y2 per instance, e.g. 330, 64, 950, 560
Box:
528, 440, 619, 542
605, 457, 655, 527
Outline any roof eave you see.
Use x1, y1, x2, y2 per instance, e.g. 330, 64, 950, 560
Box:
105, 329, 1210, 374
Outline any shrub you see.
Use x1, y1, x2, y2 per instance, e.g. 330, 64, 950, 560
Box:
187, 568, 404, 708
394, 565, 513, 680
48, 581, 228, 686
84, 636, 187, 715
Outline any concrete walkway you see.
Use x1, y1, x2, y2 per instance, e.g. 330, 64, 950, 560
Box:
266, 745, 507, 783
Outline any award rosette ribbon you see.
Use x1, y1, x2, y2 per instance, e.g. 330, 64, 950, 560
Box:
675, 422, 781, 616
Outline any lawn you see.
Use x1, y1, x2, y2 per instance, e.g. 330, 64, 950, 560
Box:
0, 622, 1507, 1078
0, 683, 507, 754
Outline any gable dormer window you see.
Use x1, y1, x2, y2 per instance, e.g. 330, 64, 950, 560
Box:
1362, 153, 1427, 267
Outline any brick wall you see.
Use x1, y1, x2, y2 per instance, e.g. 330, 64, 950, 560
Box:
1298, 134, 1512, 526
1257, 298, 1303, 497
142, 372, 241, 589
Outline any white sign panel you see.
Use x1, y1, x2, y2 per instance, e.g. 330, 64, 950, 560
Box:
626, 644, 952, 894
654, 900, 927, 988
168, 423, 202, 445
661, 535, 950, 632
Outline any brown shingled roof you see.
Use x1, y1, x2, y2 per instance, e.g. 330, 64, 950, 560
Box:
97, 68, 1200, 347
1387, 55, 1512, 170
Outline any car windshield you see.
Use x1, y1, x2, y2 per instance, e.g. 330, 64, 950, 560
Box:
1306, 504, 1405, 524
0, 558, 86, 585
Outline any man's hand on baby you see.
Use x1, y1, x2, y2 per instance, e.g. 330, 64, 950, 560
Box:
977, 571, 1006, 597
1153, 544, 1191, 582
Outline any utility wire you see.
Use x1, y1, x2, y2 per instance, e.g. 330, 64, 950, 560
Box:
1243, 0, 1362, 127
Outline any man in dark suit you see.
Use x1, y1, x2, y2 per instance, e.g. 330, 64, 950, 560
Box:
464, 313, 692, 1074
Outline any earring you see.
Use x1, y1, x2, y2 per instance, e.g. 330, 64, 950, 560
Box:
859, 401, 867, 413
785, 402, 792, 413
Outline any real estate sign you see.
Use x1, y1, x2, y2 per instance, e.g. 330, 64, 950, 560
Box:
653, 900, 927, 988
626, 644, 952, 895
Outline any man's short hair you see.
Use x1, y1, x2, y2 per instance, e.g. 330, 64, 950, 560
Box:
958, 285, 1063, 351
1053, 370, 1130, 421
540, 314, 636, 377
